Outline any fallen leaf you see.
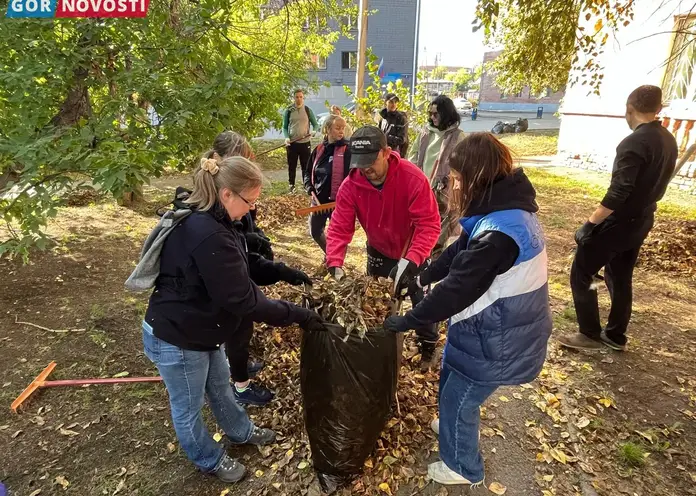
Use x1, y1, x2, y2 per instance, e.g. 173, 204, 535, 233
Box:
112, 479, 125, 495
601, 356, 614, 364
11, 429, 23, 438
542, 474, 554, 482
29, 490, 42, 496
213, 432, 223, 442
285, 449, 294, 459
297, 461, 309, 470
254, 469, 264, 477
550, 448, 567, 465
378, 482, 393, 495
55, 475, 69, 490
598, 397, 614, 408
488, 481, 507, 494
401, 466, 415, 478
513, 393, 523, 400
499, 396, 510, 402
59, 428, 79, 437
272, 482, 282, 490
481, 427, 496, 438
167, 442, 176, 453
575, 417, 590, 429
112, 371, 129, 378
220, 490, 230, 496
364, 458, 374, 469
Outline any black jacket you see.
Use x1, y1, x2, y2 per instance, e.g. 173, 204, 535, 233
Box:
304, 138, 351, 204
404, 169, 539, 327
379, 109, 408, 152
144, 204, 307, 351
601, 120, 678, 219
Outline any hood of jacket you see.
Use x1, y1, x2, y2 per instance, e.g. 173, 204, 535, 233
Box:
464, 168, 539, 217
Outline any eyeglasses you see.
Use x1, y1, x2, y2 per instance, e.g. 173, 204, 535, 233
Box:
235, 191, 256, 209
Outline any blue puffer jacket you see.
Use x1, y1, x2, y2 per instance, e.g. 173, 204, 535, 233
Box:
404, 168, 552, 385
444, 209, 551, 385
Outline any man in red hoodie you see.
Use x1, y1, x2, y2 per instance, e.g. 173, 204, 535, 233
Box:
326, 126, 441, 368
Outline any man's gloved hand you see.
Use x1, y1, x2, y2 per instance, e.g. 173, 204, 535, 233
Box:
306, 185, 317, 197
575, 221, 597, 245
406, 275, 423, 297
388, 258, 419, 296
245, 232, 273, 259
329, 266, 345, 281
278, 264, 312, 286
297, 309, 328, 332
284, 138, 291, 147
383, 315, 410, 333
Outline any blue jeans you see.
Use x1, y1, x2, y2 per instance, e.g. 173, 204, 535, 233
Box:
438, 360, 498, 482
142, 322, 254, 472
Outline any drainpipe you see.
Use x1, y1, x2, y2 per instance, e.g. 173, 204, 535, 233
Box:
410, 0, 421, 108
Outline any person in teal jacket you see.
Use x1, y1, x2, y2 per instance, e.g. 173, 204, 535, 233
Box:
282, 89, 319, 192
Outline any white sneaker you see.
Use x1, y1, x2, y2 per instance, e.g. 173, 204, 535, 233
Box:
431, 418, 439, 435
428, 461, 483, 486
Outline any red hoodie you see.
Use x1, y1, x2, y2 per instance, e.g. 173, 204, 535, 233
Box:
326, 152, 441, 268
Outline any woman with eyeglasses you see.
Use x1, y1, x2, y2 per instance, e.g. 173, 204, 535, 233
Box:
140, 154, 325, 483
409, 95, 465, 257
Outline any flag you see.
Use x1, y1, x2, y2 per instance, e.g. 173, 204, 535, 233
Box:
377, 58, 385, 79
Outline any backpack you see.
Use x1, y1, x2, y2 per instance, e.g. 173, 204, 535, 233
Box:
156, 186, 192, 217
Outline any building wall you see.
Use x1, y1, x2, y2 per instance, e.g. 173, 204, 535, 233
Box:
557, 0, 696, 193
304, 0, 417, 113
479, 50, 565, 112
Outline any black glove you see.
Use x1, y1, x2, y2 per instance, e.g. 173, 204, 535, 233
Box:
383, 315, 410, 333
245, 232, 273, 260
305, 184, 316, 196
388, 258, 419, 296
406, 275, 422, 297
278, 264, 312, 286
297, 309, 328, 332
575, 221, 597, 245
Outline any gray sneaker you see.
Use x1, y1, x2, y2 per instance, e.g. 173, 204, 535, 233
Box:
247, 426, 276, 446
600, 331, 626, 351
557, 332, 603, 350
212, 454, 245, 483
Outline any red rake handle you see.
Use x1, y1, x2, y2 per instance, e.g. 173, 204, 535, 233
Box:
42, 377, 163, 387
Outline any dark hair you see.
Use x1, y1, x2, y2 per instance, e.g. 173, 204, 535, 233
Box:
206, 131, 253, 160
627, 85, 662, 113
293, 88, 305, 96
385, 92, 399, 103
448, 133, 514, 215
429, 95, 460, 130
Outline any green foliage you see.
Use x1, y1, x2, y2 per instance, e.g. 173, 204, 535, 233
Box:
475, 0, 634, 95
618, 442, 647, 468
430, 66, 447, 80
343, 50, 430, 146
446, 68, 474, 92
0, 0, 350, 259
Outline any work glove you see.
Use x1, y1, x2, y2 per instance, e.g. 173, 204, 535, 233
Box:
245, 232, 273, 260
388, 258, 419, 296
305, 184, 317, 196
383, 315, 410, 333
284, 138, 291, 147
574, 221, 597, 245
406, 275, 423, 297
278, 264, 313, 286
329, 266, 345, 282
297, 309, 329, 332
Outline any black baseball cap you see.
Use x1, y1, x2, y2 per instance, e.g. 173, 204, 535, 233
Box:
385, 92, 399, 103
349, 126, 388, 169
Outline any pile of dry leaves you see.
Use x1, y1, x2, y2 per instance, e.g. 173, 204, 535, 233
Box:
256, 195, 308, 230
300, 275, 393, 337
639, 220, 696, 279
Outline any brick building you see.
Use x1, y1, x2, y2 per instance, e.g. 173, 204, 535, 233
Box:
479, 50, 564, 112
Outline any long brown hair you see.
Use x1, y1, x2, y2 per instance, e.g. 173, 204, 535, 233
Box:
205, 131, 253, 161
186, 156, 263, 211
448, 133, 514, 215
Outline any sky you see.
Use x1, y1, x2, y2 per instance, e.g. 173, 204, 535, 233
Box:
418, 0, 486, 69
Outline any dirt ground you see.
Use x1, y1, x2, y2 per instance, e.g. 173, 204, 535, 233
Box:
0, 165, 695, 496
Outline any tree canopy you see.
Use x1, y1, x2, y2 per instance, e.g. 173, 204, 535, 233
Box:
0, 0, 351, 258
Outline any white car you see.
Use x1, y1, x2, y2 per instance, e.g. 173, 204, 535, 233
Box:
454, 98, 473, 114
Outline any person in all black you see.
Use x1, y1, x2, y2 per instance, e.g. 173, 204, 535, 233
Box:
378, 93, 409, 156
140, 155, 324, 483
303, 114, 351, 253
558, 85, 678, 352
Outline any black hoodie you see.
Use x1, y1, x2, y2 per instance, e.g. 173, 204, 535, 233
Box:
403, 168, 539, 328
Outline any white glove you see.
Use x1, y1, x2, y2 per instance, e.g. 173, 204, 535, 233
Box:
284, 138, 291, 146
330, 266, 345, 281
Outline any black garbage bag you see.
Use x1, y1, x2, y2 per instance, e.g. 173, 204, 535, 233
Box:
503, 122, 515, 133
491, 120, 505, 134
300, 324, 401, 494
515, 118, 529, 133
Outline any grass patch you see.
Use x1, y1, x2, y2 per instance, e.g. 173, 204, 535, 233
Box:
499, 129, 559, 157
618, 442, 647, 467
253, 138, 323, 171
262, 180, 293, 198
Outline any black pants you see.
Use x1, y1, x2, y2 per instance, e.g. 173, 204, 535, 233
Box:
309, 210, 331, 253
225, 318, 254, 383
570, 215, 654, 345
286, 141, 311, 187
366, 245, 439, 346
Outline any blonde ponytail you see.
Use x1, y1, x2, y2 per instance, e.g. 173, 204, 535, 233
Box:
186, 156, 263, 211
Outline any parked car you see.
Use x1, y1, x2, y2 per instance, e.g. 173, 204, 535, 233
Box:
453, 97, 473, 115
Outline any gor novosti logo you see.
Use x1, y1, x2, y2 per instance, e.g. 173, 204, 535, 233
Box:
6, 0, 150, 18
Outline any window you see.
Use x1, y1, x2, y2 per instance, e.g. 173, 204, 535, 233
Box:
309, 54, 327, 70
663, 16, 696, 103
342, 51, 357, 70
303, 15, 320, 31
344, 14, 358, 30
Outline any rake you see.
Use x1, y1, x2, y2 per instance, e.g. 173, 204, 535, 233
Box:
11, 361, 162, 413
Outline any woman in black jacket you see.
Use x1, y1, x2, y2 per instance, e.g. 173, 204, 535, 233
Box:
142, 155, 323, 484
303, 114, 351, 252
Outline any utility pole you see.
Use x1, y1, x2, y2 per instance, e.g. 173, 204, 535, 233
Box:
411, 0, 422, 108
355, 0, 369, 119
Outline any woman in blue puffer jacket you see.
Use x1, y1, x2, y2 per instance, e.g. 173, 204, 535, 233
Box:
385, 132, 552, 487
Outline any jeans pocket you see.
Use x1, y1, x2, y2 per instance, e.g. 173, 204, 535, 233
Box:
142, 321, 159, 363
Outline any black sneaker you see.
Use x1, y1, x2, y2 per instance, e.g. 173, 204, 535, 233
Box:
212, 454, 246, 483
247, 426, 276, 446
419, 342, 437, 371
247, 358, 265, 379
234, 382, 274, 406
289, 185, 296, 193
600, 331, 626, 351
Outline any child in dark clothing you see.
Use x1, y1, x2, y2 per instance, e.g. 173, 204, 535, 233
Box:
303, 114, 352, 253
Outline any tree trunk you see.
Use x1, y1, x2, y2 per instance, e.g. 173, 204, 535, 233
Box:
50, 65, 92, 127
